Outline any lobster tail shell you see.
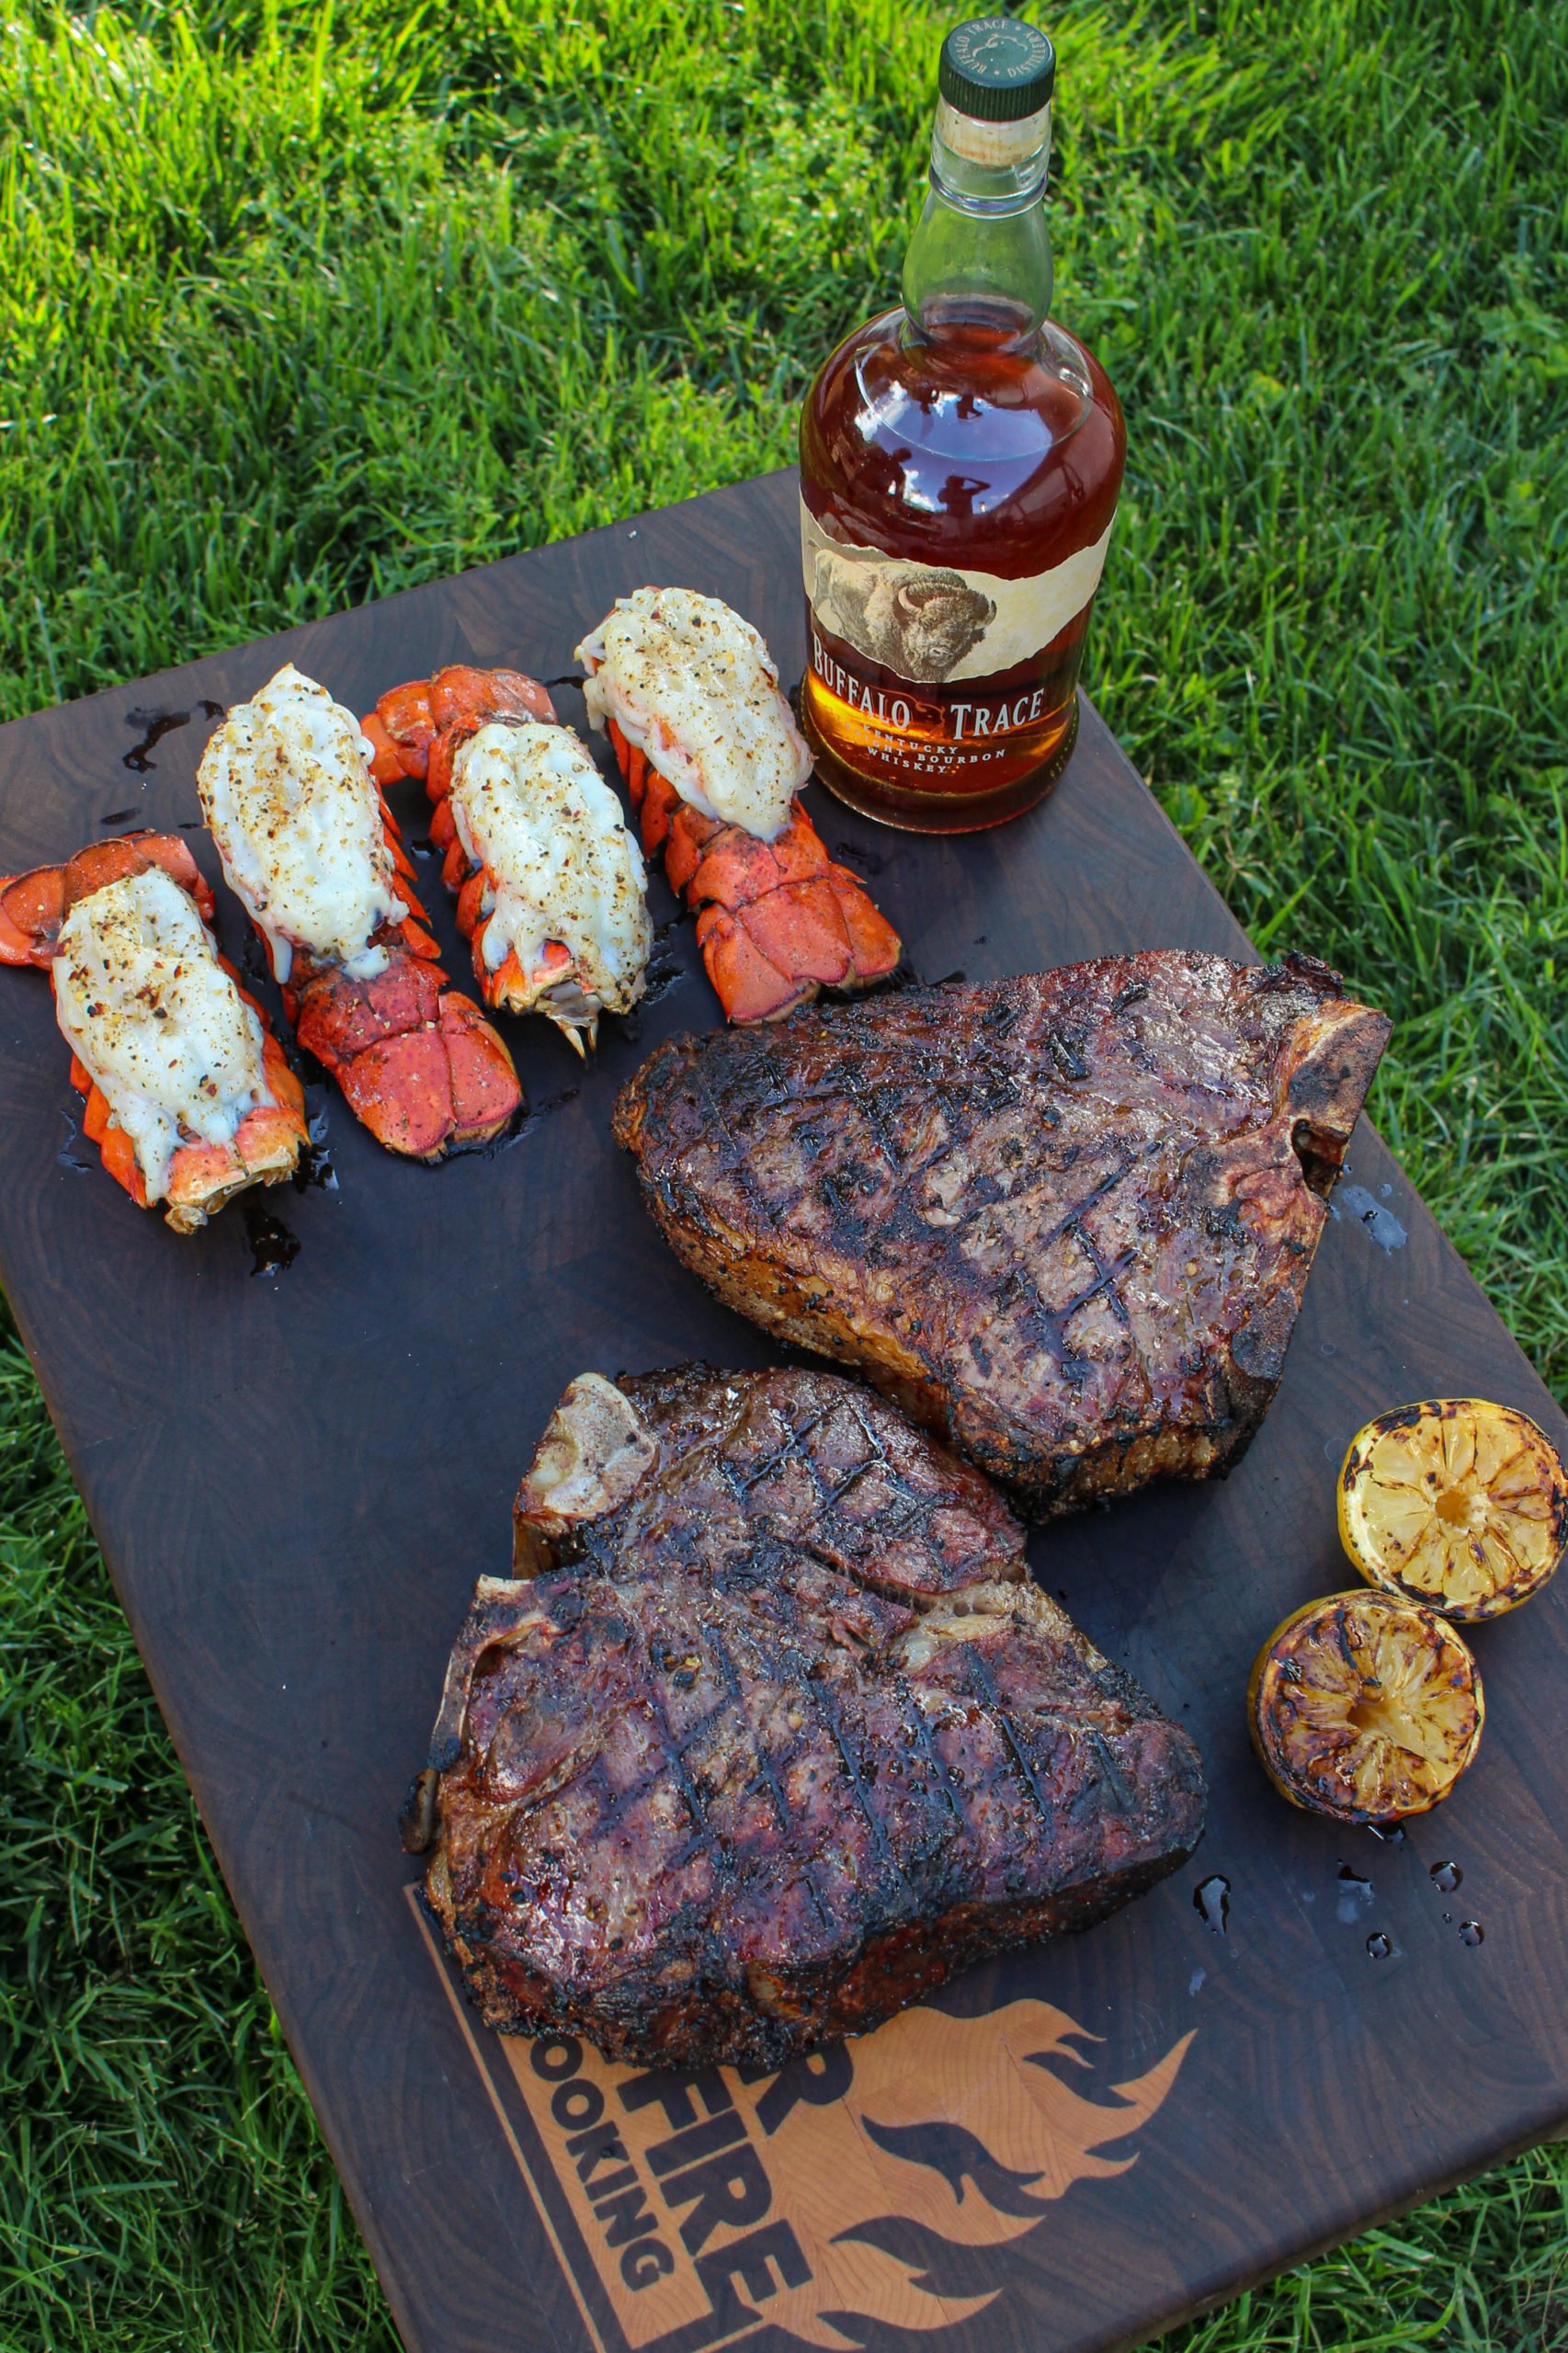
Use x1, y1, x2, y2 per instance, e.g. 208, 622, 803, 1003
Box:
371, 665, 557, 790
287, 948, 518, 1162
278, 815, 520, 1162
0, 834, 213, 968
369, 668, 598, 1041
1, 834, 308, 1226
602, 718, 902, 1024
0, 865, 67, 968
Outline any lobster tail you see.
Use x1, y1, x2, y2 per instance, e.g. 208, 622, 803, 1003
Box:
577, 589, 902, 1025
0, 834, 308, 1229
199, 666, 522, 1160
369, 667, 648, 1052
604, 718, 902, 1023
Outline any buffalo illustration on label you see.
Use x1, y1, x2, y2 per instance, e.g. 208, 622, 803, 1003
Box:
809, 546, 996, 685
800, 500, 1117, 692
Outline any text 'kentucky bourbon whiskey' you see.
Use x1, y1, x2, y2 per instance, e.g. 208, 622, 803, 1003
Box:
800, 16, 1124, 832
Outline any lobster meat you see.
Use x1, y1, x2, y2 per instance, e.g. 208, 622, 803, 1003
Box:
0, 833, 307, 1230
198, 666, 520, 1160
576, 588, 903, 1023
362, 666, 651, 1054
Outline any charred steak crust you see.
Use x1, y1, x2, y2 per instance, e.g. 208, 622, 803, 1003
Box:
612, 952, 1391, 1513
408, 1366, 1206, 2070
528, 1362, 1028, 1602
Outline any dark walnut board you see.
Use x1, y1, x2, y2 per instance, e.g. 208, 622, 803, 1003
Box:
2, 469, 1565, 2353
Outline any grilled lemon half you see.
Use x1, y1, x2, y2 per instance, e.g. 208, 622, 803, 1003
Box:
1338, 1397, 1567, 1622
1248, 1590, 1483, 1825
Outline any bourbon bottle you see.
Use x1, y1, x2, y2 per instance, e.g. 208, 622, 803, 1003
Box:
799, 17, 1124, 832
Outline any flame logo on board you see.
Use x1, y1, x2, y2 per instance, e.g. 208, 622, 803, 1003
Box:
475, 1980, 1194, 2353
754, 2002, 1193, 2348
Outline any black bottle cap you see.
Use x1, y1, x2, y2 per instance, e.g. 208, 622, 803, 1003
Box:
939, 17, 1056, 121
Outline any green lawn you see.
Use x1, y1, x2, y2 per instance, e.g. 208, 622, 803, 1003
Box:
3, 0, 1566, 2344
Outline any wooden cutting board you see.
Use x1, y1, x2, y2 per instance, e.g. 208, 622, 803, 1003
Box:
1, 470, 1563, 2353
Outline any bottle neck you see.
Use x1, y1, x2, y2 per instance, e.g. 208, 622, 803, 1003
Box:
901, 98, 1054, 351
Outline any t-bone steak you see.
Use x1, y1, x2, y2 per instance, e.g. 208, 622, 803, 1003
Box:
403, 1364, 1206, 2067
612, 952, 1390, 1514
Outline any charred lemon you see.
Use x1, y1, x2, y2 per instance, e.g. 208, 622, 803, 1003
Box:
1338, 1397, 1568, 1622
1248, 1590, 1483, 1825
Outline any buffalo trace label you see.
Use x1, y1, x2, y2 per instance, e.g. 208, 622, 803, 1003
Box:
806, 631, 1066, 749
413, 1890, 1192, 2353
800, 498, 1112, 707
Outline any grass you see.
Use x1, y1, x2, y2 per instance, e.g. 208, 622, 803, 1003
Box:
1, 0, 1564, 2343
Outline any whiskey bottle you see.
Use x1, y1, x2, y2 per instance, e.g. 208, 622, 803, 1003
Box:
799, 16, 1124, 832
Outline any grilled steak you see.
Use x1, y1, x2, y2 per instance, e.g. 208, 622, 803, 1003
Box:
613, 952, 1390, 1514
405, 1365, 1205, 2068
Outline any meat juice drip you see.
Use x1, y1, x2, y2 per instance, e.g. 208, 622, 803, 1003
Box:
487, 1086, 580, 1155
1336, 1862, 1374, 1923
244, 1201, 301, 1276
121, 699, 224, 774
1193, 1873, 1230, 1934
293, 1098, 338, 1194
638, 917, 691, 1009
801, 313, 1122, 826
56, 1108, 89, 1175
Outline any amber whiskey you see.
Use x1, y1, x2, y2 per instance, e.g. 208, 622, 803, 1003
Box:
799, 17, 1124, 832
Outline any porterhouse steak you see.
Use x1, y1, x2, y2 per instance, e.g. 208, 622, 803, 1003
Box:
613, 952, 1391, 1513
405, 1364, 1205, 2068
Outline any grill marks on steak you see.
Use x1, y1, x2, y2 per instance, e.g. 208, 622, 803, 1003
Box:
513, 1363, 1023, 1602
408, 1366, 1206, 2069
612, 952, 1391, 1513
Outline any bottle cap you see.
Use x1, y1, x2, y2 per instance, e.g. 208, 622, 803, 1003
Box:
938, 16, 1056, 122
